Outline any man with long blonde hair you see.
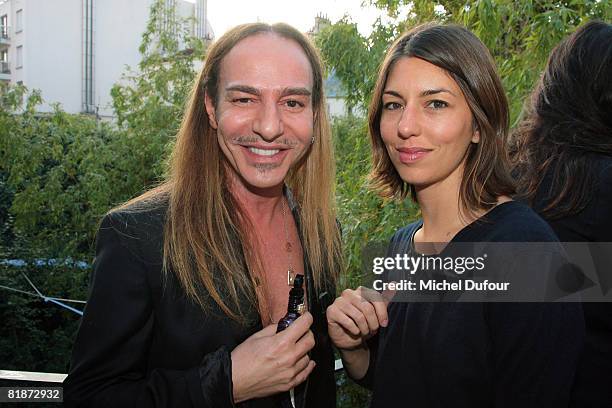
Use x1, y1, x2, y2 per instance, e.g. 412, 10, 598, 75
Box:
64, 23, 341, 408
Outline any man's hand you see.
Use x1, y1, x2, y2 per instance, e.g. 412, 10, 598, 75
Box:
231, 312, 316, 403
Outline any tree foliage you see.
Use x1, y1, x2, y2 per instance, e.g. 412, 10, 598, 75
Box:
0, 0, 206, 374
317, 0, 612, 123
333, 116, 418, 289
111, 0, 205, 184
3, 3, 606, 407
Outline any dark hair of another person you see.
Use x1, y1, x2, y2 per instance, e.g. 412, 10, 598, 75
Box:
368, 23, 515, 216
511, 20, 612, 219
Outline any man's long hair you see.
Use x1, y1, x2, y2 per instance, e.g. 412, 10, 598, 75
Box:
118, 23, 342, 322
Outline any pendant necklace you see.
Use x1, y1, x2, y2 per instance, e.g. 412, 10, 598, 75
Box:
281, 199, 296, 286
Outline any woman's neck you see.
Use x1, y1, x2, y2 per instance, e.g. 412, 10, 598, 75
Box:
413, 166, 512, 245
414, 164, 479, 244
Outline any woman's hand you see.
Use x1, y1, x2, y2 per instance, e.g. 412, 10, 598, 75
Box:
231, 312, 316, 403
326, 287, 393, 380
327, 286, 391, 350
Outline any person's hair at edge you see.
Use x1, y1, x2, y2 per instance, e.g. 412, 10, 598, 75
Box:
368, 22, 515, 216
112, 23, 342, 322
510, 20, 612, 219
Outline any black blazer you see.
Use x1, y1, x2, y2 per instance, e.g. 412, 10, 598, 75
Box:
64, 195, 337, 407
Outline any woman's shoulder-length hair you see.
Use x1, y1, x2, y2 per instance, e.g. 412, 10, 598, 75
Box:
368, 23, 515, 215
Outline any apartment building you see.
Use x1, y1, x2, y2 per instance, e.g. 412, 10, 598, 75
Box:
0, 0, 212, 117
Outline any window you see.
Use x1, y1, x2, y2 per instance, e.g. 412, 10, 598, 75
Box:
16, 9, 22, 32
16, 45, 22, 68
1, 14, 7, 38
0, 49, 8, 74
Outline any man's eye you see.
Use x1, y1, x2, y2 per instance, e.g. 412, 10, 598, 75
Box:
383, 102, 402, 110
285, 100, 304, 108
233, 98, 252, 104
428, 100, 448, 109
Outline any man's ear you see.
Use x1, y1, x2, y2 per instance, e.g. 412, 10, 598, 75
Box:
204, 92, 218, 129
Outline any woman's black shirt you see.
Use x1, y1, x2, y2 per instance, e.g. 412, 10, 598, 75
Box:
365, 201, 584, 408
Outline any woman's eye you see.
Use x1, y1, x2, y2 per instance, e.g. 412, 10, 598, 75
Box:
383, 102, 402, 110
428, 100, 448, 109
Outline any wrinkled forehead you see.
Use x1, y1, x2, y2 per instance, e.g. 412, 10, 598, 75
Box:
218, 33, 314, 93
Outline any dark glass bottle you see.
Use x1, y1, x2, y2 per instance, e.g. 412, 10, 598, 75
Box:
277, 274, 305, 332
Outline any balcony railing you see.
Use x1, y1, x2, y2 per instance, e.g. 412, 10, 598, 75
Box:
0, 61, 9, 74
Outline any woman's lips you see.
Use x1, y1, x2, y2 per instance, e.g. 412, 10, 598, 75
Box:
397, 147, 432, 164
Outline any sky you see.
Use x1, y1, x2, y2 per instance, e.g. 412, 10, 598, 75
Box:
186, 0, 404, 37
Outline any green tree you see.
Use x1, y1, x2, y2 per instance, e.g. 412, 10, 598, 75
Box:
318, 0, 611, 123
0, 84, 101, 375
0, 84, 116, 260
110, 0, 206, 187
0, 0, 207, 375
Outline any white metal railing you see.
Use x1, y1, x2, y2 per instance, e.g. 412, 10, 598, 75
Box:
0, 360, 344, 383
0, 61, 9, 74
0, 370, 66, 383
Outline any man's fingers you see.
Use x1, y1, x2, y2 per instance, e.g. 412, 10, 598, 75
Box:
282, 312, 313, 342
293, 354, 310, 375
251, 323, 279, 339
290, 360, 316, 388
295, 330, 316, 356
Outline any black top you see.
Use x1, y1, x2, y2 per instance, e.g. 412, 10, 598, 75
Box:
532, 156, 612, 407
365, 201, 584, 408
63, 194, 336, 408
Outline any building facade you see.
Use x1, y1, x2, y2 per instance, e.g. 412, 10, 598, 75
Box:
0, 0, 212, 117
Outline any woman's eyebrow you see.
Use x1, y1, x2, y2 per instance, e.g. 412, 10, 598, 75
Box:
421, 88, 456, 97
383, 88, 456, 98
383, 90, 402, 98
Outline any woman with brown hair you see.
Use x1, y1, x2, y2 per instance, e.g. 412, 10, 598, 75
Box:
64, 23, 341, 408
326, 23, 584, 407
512, 20, 612, 407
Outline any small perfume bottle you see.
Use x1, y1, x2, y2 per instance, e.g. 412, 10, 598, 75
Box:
277, 274, 305, 332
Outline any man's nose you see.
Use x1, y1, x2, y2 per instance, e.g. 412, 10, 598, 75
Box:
253, 101, 284, 141
397, 104, 421, 139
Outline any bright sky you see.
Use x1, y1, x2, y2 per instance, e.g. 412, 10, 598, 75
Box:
186, 0, 399, 37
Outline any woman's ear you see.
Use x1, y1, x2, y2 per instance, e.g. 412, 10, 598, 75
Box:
204, 92, 218, 129
471, 121, 480, 143
471, 129, 480, 143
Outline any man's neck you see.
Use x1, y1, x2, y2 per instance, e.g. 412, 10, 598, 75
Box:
229, 176, 285, 227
